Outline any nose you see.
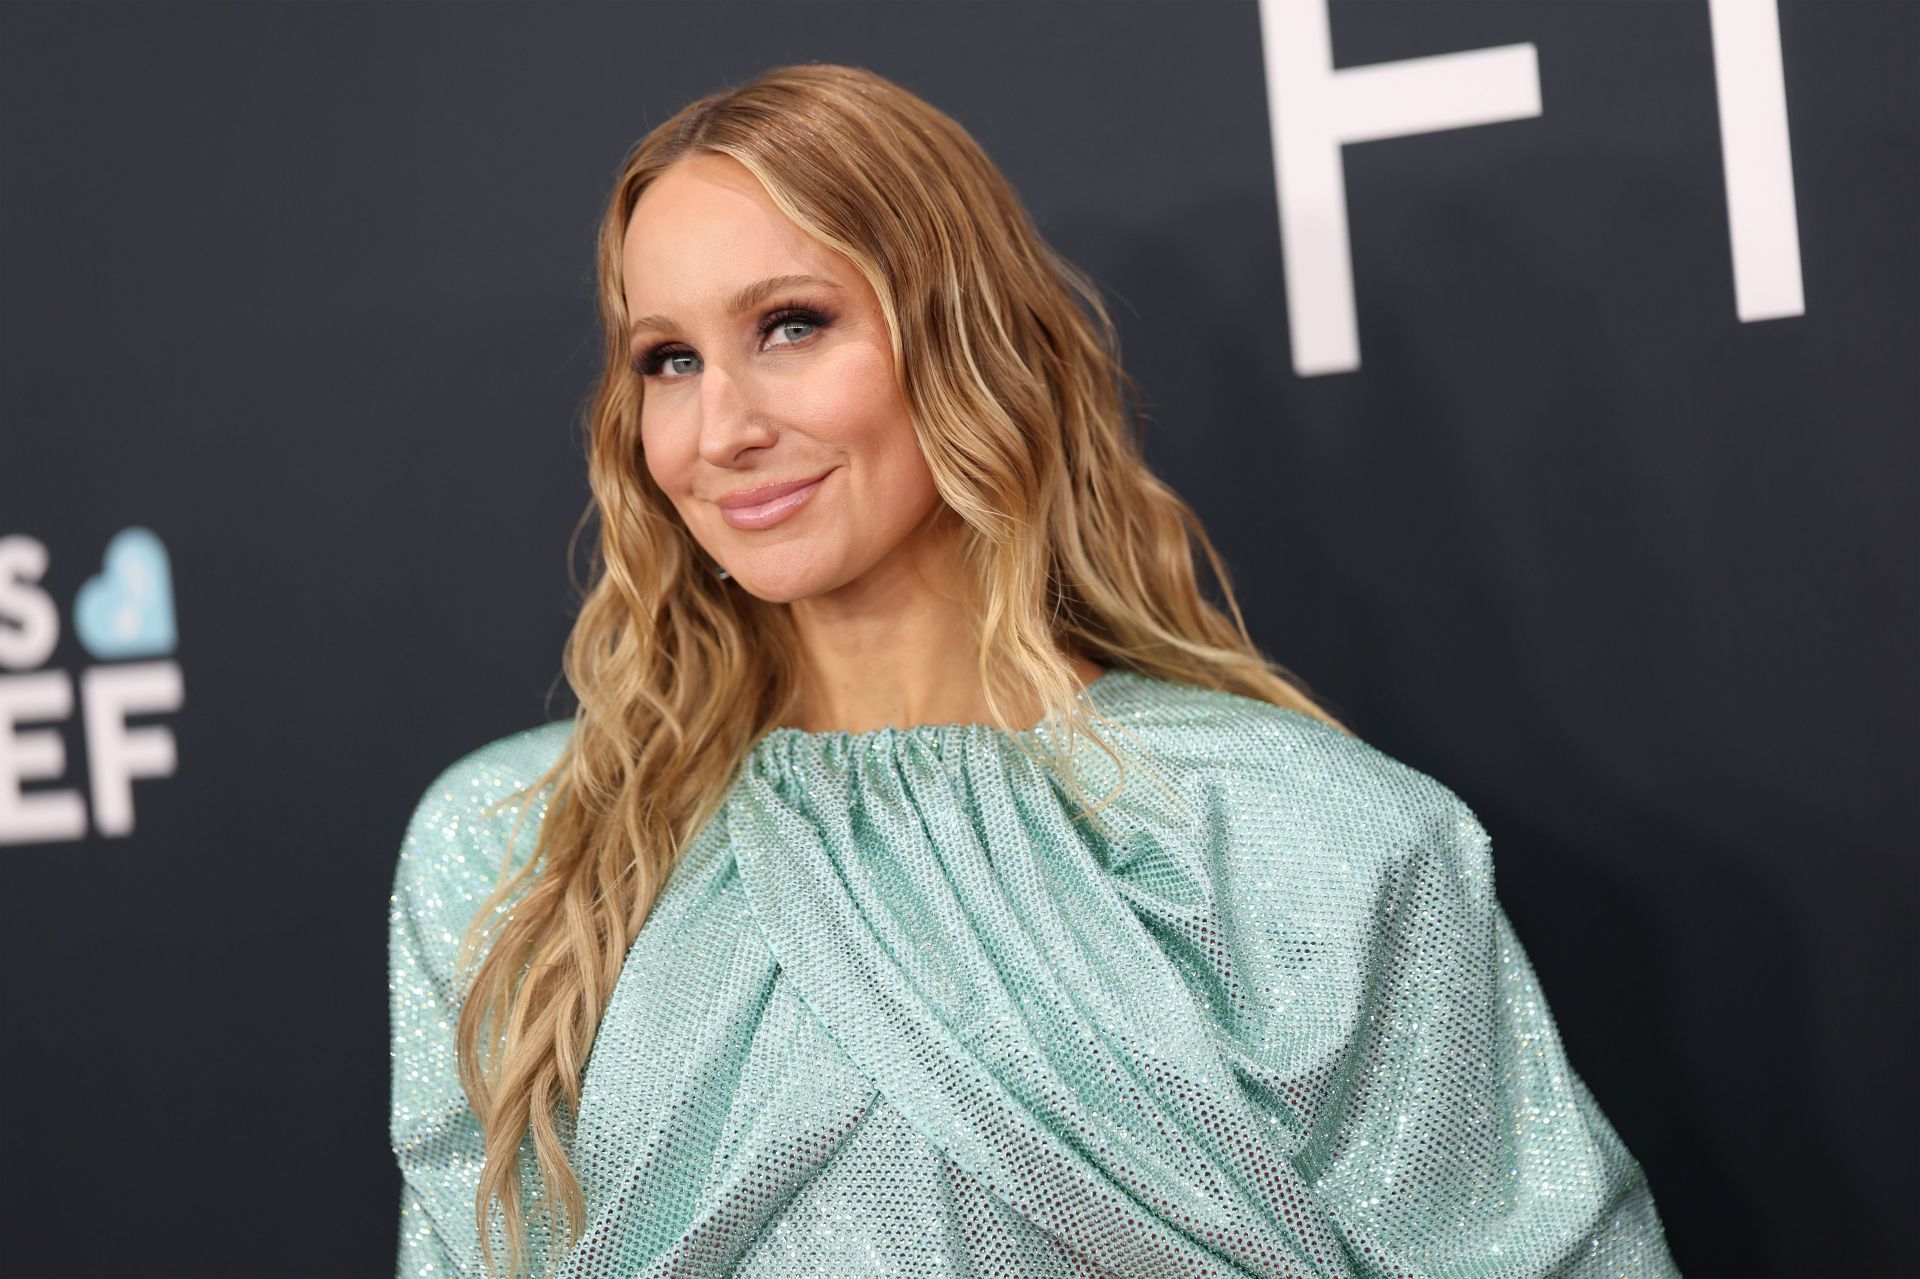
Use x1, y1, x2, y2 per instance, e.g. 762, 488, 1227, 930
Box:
696, 358, 779, 467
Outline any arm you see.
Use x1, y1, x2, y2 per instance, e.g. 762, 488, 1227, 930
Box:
1305, 801, 1682, 1277
387, 727, 568, 1277
388, 765, 490, 1277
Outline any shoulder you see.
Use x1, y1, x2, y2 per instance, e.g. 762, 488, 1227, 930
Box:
1095, 670, 1495, 897
389, 719, 575, 939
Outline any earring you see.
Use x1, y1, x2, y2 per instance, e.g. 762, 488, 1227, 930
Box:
715, 563, 732, 581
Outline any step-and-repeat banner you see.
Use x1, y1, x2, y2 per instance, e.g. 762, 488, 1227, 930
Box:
3, 2, 1913, 1274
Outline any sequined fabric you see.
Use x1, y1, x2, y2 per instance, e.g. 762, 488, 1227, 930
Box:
390, 668, 1680, 1277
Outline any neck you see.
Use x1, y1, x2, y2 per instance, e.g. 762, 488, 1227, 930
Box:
780, 516, 1102, 734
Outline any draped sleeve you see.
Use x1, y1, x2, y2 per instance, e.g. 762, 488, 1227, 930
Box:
1134, 697, 1681, 1276
387, 724, 570, 1277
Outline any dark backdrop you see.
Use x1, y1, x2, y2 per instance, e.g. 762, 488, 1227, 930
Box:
2, 2, 1914, 1275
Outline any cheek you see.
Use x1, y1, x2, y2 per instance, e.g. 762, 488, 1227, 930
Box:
829, 373, 937, 517
636, 420, 708, 537
862, 420, 942, 533
637, 413, 688, 493
823, 355, 918, 465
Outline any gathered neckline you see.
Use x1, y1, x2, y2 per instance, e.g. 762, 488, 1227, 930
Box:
747, 667, 1132, 761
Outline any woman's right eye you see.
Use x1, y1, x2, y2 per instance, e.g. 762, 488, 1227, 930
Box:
632, 347, 698, 380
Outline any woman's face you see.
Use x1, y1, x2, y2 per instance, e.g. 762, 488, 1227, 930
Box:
622, 152, 946, 604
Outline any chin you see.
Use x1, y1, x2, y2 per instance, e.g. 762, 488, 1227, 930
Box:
722, 555, 844, 605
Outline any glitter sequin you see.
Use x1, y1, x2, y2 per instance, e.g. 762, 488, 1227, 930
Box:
389, 668, 1680, 1276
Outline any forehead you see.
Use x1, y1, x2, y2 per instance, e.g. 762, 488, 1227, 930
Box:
622, 154, 834, 308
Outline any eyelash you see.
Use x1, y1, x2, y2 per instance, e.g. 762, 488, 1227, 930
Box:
629, 300, 835, 379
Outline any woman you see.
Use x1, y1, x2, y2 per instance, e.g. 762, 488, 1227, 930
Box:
388, 63, 1680, 1278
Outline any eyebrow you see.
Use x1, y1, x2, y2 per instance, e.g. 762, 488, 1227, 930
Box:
627, 273, 844, 343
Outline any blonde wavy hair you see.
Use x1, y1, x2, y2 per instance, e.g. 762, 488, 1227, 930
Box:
450, 61, 1353, 1278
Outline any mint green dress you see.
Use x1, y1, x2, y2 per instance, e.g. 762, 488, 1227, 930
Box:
389, 668, 1680, 1277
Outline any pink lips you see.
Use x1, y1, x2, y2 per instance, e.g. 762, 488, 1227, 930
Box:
715, 469, 833, 530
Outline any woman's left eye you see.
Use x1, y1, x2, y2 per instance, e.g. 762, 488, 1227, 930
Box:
770, 318, 812, 343
761, 309, 824, 347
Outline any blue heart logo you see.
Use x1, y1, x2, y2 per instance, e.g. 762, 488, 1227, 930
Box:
75, 527, 178, 659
